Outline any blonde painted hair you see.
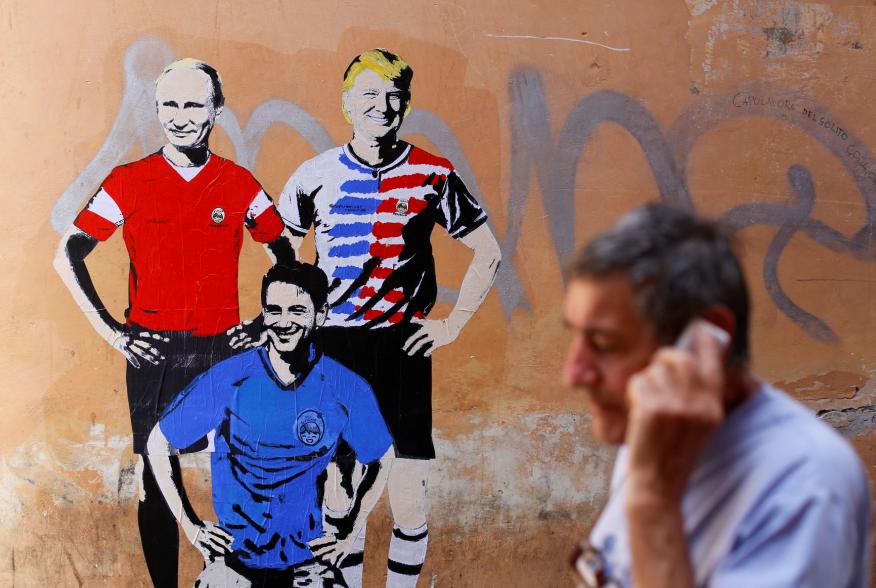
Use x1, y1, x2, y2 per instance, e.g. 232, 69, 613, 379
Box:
155, 58, 225, 110
341, 49, 413, 123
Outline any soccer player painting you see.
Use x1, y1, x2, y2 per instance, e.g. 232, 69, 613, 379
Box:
53, 59, 293, 587
275, 49, 502, 587
146, 263, 394, 588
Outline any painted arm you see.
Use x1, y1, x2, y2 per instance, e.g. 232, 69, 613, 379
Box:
53, 225, 167, 367
262, 227, 299, 266
310, 447, 394, 565
145, 425, 233, 560
403, 222, 502, 356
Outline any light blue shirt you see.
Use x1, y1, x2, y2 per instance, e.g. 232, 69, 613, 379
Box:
589, 384, 871, 587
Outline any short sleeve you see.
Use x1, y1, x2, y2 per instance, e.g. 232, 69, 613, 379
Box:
710, 485, 868, 588
434, 171, 487, 239
159, 362, 236, 450
341, 376, 393, 464
244, 189, 284, 243
73, 170, 127, 241
277, 164, 318, 237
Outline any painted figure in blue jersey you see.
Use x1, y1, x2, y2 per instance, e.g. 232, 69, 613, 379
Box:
146, 264, 394, 587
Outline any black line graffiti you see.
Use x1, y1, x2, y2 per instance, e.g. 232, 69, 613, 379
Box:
51, 37, 876, 342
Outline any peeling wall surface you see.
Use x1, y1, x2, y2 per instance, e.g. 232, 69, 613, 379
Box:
4, 0, 876, 586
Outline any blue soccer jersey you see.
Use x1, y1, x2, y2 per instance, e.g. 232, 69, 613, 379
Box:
159, 346, 393, 569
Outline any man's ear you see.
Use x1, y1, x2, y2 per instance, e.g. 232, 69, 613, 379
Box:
214, 105, 224, 120
700, 304, 735, 357
315, 304, 328, 327
341, 92, 352, 124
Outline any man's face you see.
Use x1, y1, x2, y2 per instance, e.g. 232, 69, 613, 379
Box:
562, 274, 660, 444
263, 282, 325, 354
155, 67, 219, 149
343, 69, 407, 140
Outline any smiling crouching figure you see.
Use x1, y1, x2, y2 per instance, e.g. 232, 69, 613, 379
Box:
147, 263, 394, 587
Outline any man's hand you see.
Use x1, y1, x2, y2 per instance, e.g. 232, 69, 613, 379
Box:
185, 520, 234, 563
309, 533, 355, 567
109, 328, 169, 368
625, 322, 725, 505
402, 318, 460, 357
226, 317, 266, 350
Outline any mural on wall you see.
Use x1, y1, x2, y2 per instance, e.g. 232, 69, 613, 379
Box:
45, 26, 876, 586
52, 48, 502, 588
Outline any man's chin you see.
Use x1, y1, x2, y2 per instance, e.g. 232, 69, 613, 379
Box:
589, 409, 627, 445
269, 333, 303, 353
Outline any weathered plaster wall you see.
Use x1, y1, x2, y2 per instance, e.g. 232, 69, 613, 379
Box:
2, 0, 876, 585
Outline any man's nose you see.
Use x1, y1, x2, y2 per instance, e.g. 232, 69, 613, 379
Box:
562, 339, 599, 389
170, 109, 189, 127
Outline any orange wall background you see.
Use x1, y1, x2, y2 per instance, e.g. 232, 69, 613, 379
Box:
2, 1, 876, 585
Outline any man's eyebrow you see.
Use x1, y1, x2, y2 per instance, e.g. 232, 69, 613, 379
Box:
183, 101, 205, 108
161, 100, 178, 107
562, 319, 617, 338
264, 304, 282, 312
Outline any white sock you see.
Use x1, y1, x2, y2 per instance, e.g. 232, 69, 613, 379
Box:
339, 522, 367, 588
386, 523, 428, 588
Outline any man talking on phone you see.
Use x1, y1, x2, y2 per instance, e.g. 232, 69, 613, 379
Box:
562, 204, 870, 587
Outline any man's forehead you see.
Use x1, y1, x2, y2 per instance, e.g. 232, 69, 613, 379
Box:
563, 274, 640, 328
350, 68, 401, 91
266, 282, 313, 305
156, 67, 213, 99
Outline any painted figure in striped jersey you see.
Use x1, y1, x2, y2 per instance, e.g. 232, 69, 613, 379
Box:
277, 49, 502, 587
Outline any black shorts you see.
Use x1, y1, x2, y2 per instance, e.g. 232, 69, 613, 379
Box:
319, 324, 434, 460
126, 326, 233, 454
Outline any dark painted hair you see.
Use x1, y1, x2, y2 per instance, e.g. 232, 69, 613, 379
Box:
569, 203, 751, 365
261, 263, 329, 310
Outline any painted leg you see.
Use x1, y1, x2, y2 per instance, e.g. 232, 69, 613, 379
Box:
138, 455, 180, 588
338, 522, 367, 588
386, 458, 431, 588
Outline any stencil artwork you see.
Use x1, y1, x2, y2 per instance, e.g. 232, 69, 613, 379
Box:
54, 59, 294, 586
277, 49, 502, 587
53, 50, 501, 588
148, 263, 393, 587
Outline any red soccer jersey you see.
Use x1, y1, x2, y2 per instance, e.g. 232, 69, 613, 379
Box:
74, 152, 284, 335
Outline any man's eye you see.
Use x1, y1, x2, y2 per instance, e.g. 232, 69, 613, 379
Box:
589, 336, 616, 354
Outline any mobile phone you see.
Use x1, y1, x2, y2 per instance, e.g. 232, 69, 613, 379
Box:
675, 319, 730, 353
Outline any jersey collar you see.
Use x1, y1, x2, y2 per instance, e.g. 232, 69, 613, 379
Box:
343, 142, 411, 175
257, 342, 323, 391
159, 147, 212, 182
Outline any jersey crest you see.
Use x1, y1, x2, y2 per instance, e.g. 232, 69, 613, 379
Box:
296, 409, 325, 446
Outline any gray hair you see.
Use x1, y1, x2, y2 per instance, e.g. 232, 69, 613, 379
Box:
569, 203, 750, 365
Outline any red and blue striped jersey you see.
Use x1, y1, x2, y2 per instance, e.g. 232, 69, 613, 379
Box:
279, 143, 487, 328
